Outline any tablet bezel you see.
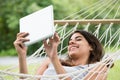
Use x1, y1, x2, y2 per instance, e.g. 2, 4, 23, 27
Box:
19, 5, 55, 46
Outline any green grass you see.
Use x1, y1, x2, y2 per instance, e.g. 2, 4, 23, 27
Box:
0, 64, 18, 80
0, 63, 40, 80
107, 60, 120, 80
0, 60, 120, 80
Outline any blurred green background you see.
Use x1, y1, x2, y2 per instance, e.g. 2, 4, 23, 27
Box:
0, 0, 100, 56
0, 0, 120, 56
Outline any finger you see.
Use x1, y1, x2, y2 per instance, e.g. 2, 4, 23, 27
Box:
20, 42, 26, 48
18, 38, 30, 43
17, 32, 26, 37
14, 38, 29, 48
14, 41, 26, 51
17, 32, 25, 37
90, 63, 103, 71
13, 40, 23, 48
17, 32, 29, 38
94, 63, 107, 73
54, 32, 60, 41
20, 32, 29, 38
54, 33, 59, 37
49, 37, 53, 42
43, 39, 48, 47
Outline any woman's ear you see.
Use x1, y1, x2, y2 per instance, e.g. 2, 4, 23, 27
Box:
89, 45, 93, 51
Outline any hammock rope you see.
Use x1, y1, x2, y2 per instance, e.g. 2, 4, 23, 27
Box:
0, 0, 120, 80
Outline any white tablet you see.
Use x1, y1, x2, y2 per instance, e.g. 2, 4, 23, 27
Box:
19, 5, 55, 46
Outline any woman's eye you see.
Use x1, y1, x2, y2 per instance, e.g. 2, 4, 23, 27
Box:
76, 38, 81, 41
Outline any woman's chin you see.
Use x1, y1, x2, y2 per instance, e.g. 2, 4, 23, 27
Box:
69, 53, 76, 58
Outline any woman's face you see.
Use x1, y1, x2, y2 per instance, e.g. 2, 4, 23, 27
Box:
68, 33, 92, 59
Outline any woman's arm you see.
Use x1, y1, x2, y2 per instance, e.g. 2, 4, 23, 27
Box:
43, 33, 71, 80
13, 32, 29, 79
35, 58, 51, 75
18, 54, 28, 75
84, 63, 108, 80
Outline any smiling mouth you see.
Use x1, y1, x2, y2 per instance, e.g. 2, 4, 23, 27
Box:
70, 46, 79, 51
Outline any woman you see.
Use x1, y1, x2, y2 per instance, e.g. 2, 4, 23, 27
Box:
13, 30, 107, 80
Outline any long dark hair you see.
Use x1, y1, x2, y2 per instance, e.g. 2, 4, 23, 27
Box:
60, 30, 104, 66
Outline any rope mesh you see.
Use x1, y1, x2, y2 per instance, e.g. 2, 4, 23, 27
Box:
0, 0, 120, 80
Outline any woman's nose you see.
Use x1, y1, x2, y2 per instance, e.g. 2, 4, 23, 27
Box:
69, 40, 75, 45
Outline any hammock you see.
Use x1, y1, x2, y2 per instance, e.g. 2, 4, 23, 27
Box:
0, 0, 120, 80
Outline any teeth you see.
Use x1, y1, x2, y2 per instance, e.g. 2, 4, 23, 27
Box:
71, 46, 77, 50
69, 45, 79, 51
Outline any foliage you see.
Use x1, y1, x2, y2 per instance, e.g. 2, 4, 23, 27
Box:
0, 48, 16, 56
0, 0, 53, 56
0, 0, 120, 56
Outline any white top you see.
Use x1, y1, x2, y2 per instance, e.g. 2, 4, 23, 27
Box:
41, 63, 93, 80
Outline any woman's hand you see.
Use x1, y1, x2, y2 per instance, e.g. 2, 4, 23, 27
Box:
43, 32, 60, 60
43, 33, 71, 80
84, 62, 108, 80
13, 32, 30, 57
13, 32, 29, 77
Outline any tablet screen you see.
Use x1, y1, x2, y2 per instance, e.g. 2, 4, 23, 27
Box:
19, 5, 55, 46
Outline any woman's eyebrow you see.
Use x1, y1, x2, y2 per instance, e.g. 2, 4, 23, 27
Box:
70, 36, 82, 40
75, 36, 83, 39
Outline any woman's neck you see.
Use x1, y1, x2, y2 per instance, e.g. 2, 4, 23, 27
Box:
71, 56, 89, 66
